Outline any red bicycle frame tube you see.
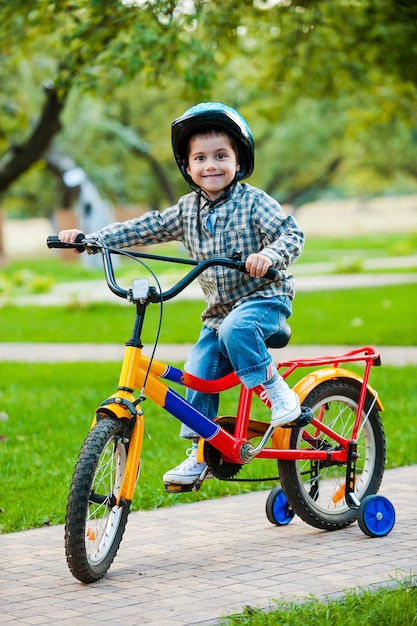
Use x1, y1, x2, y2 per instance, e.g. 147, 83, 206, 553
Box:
112, 345, 382, 466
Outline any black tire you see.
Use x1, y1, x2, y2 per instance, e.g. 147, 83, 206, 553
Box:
265, 486, 295, 526
278, 380, 386, 531
65, 417, 131, 583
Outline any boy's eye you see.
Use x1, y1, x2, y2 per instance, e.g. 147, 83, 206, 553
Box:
192, 152, 229, 162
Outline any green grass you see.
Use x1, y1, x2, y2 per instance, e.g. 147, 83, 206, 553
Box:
299, 231, 417, 263
220, 581, 417, 625
292, 283, 417, 346
0, 361, 416, 534
0, 282, 415, 346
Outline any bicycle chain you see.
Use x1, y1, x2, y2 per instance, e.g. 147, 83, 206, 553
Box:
217, 474, 281, 483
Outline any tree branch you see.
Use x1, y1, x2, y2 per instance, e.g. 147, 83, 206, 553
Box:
266, 157, 343, 209
97, 119, 177, 205
0, 82, 64, 196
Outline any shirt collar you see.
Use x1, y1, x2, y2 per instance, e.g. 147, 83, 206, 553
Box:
195, 182, 240, 209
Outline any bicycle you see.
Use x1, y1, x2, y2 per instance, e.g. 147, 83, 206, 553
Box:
47, 235, 396, 584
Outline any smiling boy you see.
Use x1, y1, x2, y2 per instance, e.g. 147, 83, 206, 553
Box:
59, 102, 305, 487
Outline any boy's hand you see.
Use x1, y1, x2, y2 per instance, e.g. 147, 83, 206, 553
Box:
58, 228, 84, 254
245, 253, 272, 278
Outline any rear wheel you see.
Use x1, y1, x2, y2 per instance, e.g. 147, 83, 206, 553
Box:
65, 417, 131, 583
278, 380, 385, 531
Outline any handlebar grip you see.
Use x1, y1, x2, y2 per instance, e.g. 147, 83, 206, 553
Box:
47, 233, 86, 252
265, 267, 280, 282
237, 262, 280, 282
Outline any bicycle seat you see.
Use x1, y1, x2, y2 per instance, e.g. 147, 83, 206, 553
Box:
265, 322, 291, 349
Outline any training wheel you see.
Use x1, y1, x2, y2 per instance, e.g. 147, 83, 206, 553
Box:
357, 494, 396, 537
266, 486, 295, 526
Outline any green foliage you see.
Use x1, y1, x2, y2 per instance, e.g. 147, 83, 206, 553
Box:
0, 269, 54, 297
1, 0, 417, 216
334, 257, 364, 274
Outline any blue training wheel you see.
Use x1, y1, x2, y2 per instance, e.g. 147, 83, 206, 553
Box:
266, 486, 295, 526
358, 494, 396, 537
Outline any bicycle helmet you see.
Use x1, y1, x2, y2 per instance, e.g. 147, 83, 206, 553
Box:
172, 102, 255, 187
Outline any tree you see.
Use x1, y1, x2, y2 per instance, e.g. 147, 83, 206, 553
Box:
1, 0, 416, 211
0, 0, 216, 197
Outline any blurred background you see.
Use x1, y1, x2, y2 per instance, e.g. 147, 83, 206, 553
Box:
0, 0, 416, 263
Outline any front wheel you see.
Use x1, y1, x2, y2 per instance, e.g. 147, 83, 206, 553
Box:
65, 417, 132, 583
278, 380, 386, 531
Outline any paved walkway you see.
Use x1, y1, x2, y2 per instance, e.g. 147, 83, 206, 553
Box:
1, 342, 417, 365
0, 465, 416, 625
7, 266, 417, 307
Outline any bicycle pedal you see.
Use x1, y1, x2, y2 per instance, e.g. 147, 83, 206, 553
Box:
282, 406, 314, 428
164, 482, 195, 493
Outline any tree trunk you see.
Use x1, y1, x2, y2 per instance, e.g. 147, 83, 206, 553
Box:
0, 210, 5, 266
0, 83, 64, 196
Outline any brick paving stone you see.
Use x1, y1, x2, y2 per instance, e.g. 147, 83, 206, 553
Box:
1, 465, 416, 624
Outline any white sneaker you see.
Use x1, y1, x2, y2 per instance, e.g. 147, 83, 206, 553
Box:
163, 445, 211, 485
260, 378, 301, 428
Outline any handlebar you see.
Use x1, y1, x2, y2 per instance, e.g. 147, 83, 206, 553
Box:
46, 235, 281, 303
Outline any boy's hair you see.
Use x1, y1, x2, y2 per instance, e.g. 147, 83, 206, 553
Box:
185, 125, 239, 165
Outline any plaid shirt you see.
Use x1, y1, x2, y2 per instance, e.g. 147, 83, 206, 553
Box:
89, 183, 304, 329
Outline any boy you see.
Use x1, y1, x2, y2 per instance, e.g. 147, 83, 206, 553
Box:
59, 102, 305, 486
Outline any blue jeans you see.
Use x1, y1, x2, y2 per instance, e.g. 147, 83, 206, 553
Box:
180, 295, 292, 439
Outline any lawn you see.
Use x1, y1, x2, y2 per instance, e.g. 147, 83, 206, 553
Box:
1, 231, 416, 346
0, 281, 416, 345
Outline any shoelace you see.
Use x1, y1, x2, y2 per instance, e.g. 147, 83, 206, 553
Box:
182, 447, 200, 468
259, 388, 277, 406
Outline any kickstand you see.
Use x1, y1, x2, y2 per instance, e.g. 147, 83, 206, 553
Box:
345, 440, 361, 509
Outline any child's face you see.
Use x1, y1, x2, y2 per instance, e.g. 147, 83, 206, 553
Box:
186, 132, 240, 200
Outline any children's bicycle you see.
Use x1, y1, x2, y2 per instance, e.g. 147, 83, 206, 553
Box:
47, 235, 396, 584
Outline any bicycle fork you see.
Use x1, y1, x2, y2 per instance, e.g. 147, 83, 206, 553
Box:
92, 345, 146, 506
